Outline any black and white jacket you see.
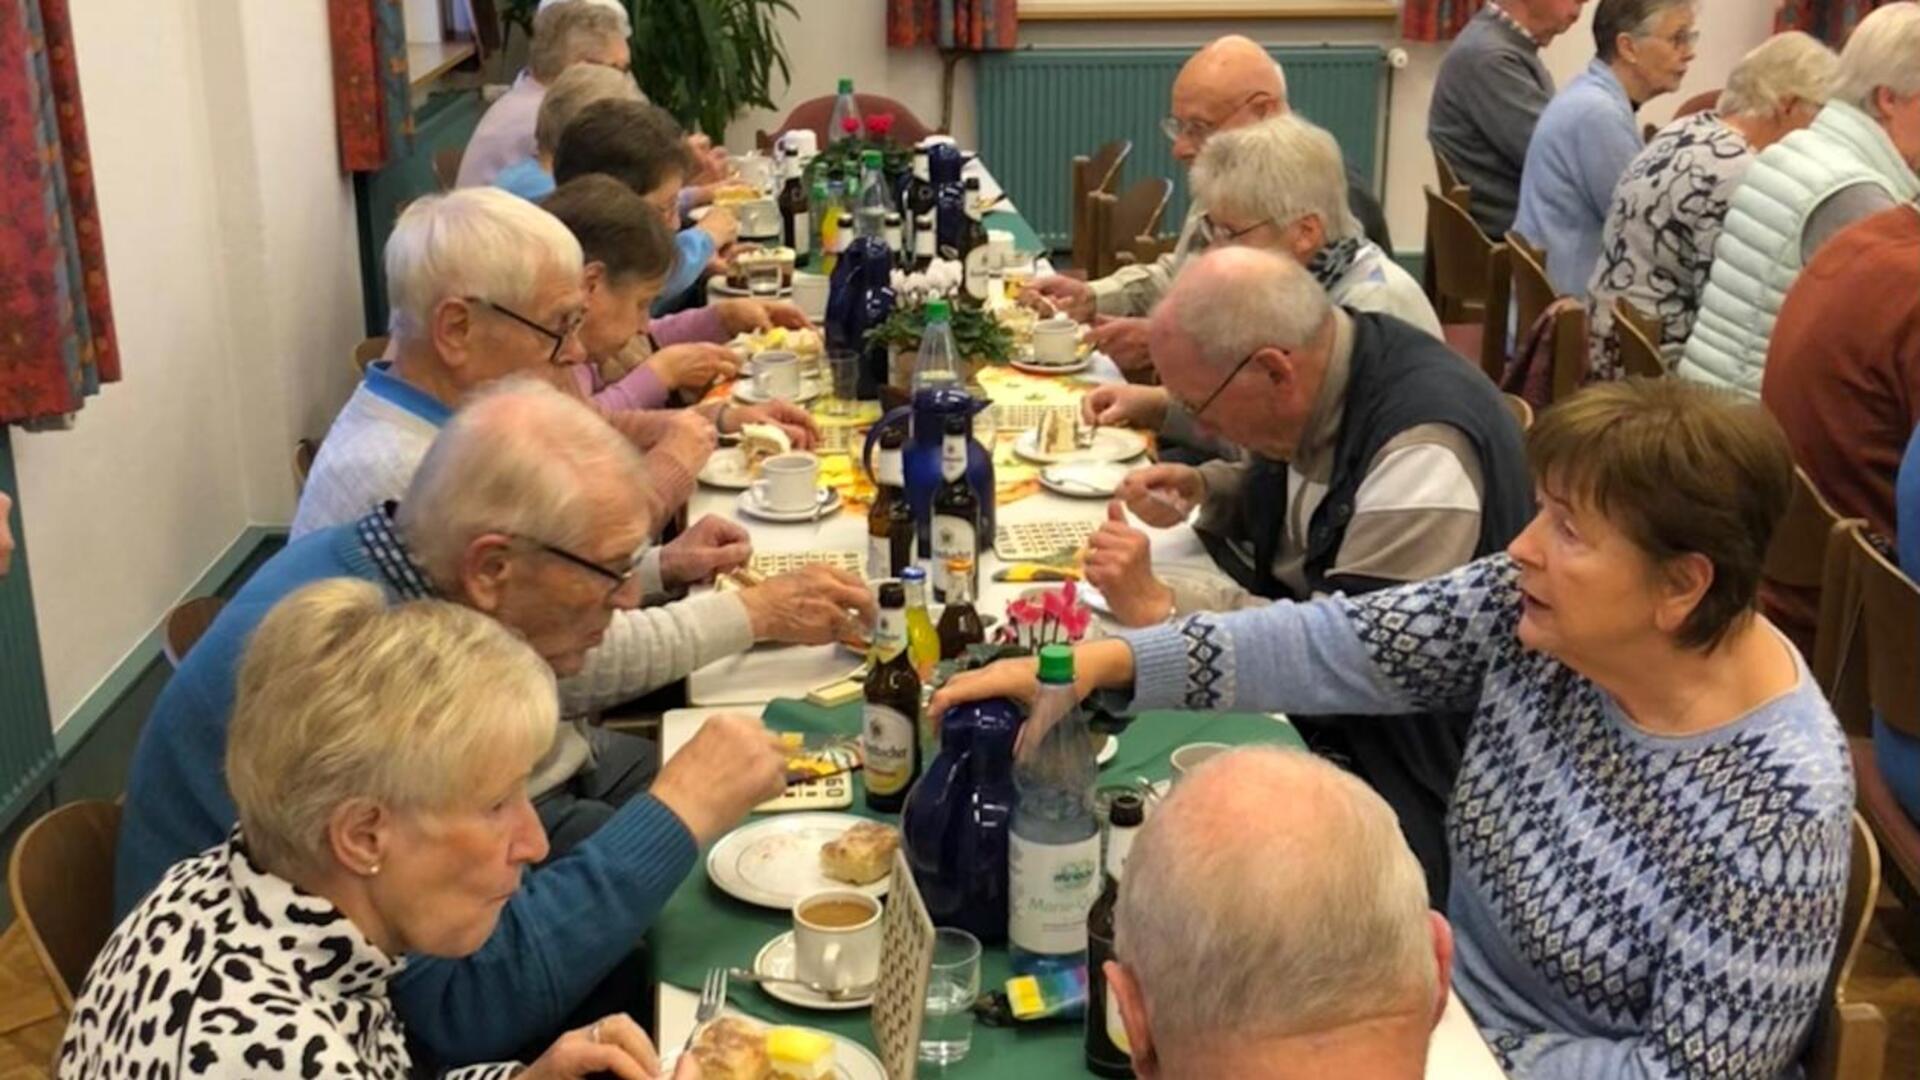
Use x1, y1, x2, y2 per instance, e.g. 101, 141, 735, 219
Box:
58, 832, 520, 1078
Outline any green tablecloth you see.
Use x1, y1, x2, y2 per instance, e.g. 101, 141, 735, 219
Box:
652, 700, 1302, 1074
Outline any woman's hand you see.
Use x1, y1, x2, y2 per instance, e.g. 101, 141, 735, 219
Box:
519, 1013, 690, 1079
724, 400, 819, 449
645, 344, 739, 392
712, 298, 814, 336
927, 640, 1139, 737
697, 207, 739, 250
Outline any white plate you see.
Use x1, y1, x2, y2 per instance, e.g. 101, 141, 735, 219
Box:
706, 812, 891, 909
663, 1025, 885, 1080
737, 487, 841, 523
751, 930, 874, 1011
1097, 733, 1118, 766
1039, 461, 1132, 499
699, 447, 754, 490
1010, 354, 1092, 376
710, 278, 794, 298
732, 377, 823, 405
1014, 426, 1150, 465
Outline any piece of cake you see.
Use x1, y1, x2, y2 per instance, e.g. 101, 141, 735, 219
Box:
728, 245, 798, 289
1036, 408, 1082, 455
690, 1018, 771, 1080
767, 1026, 837, 1080
820, 821, 899, 886
739, 423, 792, 472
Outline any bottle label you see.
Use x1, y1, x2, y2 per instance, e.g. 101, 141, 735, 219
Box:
1105, 986, 1131, 1054
868, 535, 892, 581
964, 244, 994, 300
932, 517, 975, 597
863, 704, 915, 797
940, 436, 968, 481
873, 610, 907, 660
1106, 827, 1136, 881
877, 448, 904, 486
794, 211, 811, 256
1009, 832, 1100, 954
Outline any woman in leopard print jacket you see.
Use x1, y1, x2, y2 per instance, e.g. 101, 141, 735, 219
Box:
58, 580, 682, 1079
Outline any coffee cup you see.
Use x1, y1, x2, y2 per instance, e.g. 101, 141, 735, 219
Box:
751, 350, 804, 400
791, 272, 830, 321
1031, 316, 1080, 367
793, 889, 883, 991
752, 452, 820, 513
1169, 742, 1231, 785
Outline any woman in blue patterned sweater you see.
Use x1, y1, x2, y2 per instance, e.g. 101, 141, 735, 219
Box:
932, 378, 1852, 1078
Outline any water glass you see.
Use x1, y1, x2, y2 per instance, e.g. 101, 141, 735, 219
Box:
827, 349, 860, 416
745, 260, 783, 298
919, 928, 982, 1066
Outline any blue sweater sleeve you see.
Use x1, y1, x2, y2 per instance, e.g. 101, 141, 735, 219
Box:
1898, 424, 1920, 576
392, 794, 698, 1065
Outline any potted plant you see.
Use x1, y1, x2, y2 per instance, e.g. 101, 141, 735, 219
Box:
865, 262, 1015, 388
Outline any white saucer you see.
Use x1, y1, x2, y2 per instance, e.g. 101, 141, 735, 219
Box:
1011, 354, 1092, 376
1014, 426, 1150, 465
1097, 733, 1118, 766
732, 377, 823, 405
710, 279, 794, 298
1039, 461, 1132, 499
737, 487, 841, 523
751, 931, 874, 1011
698, 447, 753, 489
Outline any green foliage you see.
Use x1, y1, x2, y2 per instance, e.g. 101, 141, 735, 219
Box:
866, 301, 1015, 367
626, 0, 797, 138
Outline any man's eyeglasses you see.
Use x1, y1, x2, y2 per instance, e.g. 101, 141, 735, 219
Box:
1183, 351, 1260, 422
1199, 213, 1272, 245
465, 297, 585, 365
1160, 91, 1273, 143
512, 534, 643, 604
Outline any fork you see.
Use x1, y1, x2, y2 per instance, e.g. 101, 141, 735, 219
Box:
680, 967, 729, 1057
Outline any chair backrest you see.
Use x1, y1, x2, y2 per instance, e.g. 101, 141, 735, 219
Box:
1501, 392, 1535, 432
432, 147, 463, 192
774, 94, 937, 148
1424, 187, 1497, 323
1768, 467, 1847, 593
1852, 523, 1920, 739
294, 438, 319, 494
8, 800, 123, 1011
1070, 139, 1131, 268
352, 335, 389, 374
163, 595, 226, 669
1086, 178, 1173, 279
1813, 517, 1872, 734
1611, 298, 1666, 378
1506, 229, 1557, 334
1674, 87, 1721, 119
1506, 230, 1588, 402
1431, 145, 1470, 210
1802, 812, 1887, 1080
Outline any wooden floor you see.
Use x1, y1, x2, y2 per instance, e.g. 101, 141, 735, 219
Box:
2, 897, 1917, 1077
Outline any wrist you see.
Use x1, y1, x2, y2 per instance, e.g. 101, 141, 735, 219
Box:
1074, 638, 1136, 698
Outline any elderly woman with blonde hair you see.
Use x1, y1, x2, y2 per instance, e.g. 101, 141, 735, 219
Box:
60, 580, 692, 1079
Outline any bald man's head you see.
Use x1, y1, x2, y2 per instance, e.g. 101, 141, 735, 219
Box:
1168, 36, 1289, 165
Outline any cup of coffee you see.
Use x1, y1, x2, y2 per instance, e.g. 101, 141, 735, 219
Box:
1031, 315, 1079, 367
791, 272, 830, 322
751, 350, 804, 400
793, 889, 883, 991
1169, 742, 1231, 785
751, 452, 820, 514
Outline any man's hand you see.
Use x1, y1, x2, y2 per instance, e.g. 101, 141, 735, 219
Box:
725, 400, 819, 449
712, 298, 814, 336
738, 564, 877, 644
1115, 463, 1205, 528
644, 343, 739, 392
659, 514, 752, 588
1081, 384, 1171, 431
650, 712, 789, 846
1021, 275, 1095, 322
0, 491, 13, 578
1083, 502, 1175, 628
697, 207, 739, 250
1087, 315, 1153, 371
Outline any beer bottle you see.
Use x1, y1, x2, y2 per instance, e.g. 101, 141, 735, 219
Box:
930, 414, 981, 601
937, 556, 985, 660
780, 157, 811, 259
912, 210, 937, 273
1086, 792, 1145, 1077
863, 582, 923, 813
869, 426, 913, 579
960, 177, 993, 302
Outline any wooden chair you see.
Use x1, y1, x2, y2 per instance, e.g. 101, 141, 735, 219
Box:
1501, 393, 1534, 432
1812, 514, 1871, 733
294, 438, 319, 494
352, 335, 389, 375
1425, 189, 1513, 381
1086, 177, 1173, 280
769, 94, 937, 148
1802, 812, 1887, 1080
1611, 298, 1667, 379
163, 595, 226, 669
1506, 230, 1587, 404
1069, 139, 1131, 273
1674, 87, 1721, 119
1431, 145, 1469, 209
432, 147, 463, 191
7, 800, 123, 1010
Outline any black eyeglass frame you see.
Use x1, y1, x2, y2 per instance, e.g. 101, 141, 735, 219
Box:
463, 296, 583, 366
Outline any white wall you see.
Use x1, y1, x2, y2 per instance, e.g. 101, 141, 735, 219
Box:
726, 0, 1776, 248
12, 0, 362, 728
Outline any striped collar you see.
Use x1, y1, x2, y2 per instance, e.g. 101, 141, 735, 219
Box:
363, 362, 454, 427
353, 503, 438, 600
1484, 2, 1544, 48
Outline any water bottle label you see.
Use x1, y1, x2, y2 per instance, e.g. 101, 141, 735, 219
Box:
794, 211, 811, 256
1106, 986, 1131, 1054
863, 704, 915, 796
1009, 832, 1099, 954
932, 518, 975, 595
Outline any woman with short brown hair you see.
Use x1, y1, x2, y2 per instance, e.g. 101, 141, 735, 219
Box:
933, 378, 1853, 1077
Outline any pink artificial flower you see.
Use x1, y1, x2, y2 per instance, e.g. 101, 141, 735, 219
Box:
865, 113, 896, 139
841, 115, 861, 134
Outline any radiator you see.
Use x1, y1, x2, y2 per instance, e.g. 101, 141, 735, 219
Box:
976, 45, 1389, 253
0, 431, 55, 830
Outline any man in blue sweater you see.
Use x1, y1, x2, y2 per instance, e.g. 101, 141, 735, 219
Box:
116, 379, 791, 1065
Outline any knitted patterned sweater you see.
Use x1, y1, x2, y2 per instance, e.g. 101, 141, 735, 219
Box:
1116, 555, 1853, 1078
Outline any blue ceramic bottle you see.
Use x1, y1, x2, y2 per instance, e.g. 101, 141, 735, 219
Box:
902, 696, 1020, 944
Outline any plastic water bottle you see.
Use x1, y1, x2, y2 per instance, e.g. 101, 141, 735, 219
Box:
827, 78, 862, 145
857, 149, 894, 241
1009, 645, 1101, 976
913, 298, 961, 393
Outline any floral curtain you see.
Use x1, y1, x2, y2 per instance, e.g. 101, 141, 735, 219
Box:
328, 0, 413, 172
887, 0, 1018, 51
1403, 0, 1486, 43
1775, 0, 1893, 42
0, 0, 119, 427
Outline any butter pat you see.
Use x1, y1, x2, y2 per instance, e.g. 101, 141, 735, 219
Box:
767, 1026, 836, 1079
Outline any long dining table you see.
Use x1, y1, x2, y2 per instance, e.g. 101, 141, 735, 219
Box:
649, 164, 1506, 1078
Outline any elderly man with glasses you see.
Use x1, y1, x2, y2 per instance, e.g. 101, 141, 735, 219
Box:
1022, 35, 1391, 371
1078, 246, 1532, 902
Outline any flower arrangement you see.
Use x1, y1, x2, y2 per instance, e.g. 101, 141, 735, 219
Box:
865, 268, 1015, 369
995, 581, 1095, 649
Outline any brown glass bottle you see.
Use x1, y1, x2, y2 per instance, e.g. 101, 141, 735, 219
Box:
862, 582, 923, 814
1086, 792, 1145, 1077
930, 414, 981, 602
868, 426, 913, 580
937, 556, 985, 661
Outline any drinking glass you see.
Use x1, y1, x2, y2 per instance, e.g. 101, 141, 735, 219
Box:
745, 261, 783, 298
918, 928, 982, 1066
826, 349, 860, 416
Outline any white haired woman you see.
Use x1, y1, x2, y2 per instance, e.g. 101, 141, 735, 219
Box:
1587, 31, 1837, 380
59, 580, 691, 1079
458, 0, 630, 188
1191, 114, 1442, 337
933, 379, 1852, 1077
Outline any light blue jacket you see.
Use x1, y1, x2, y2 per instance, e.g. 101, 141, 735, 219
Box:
1678, 101, 1920, 396
1512, 60, 1643, 295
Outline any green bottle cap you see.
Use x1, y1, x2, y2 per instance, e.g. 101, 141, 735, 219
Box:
838, 78, 855, 93
925, 298, 951, 322
862, 149, 883, 167
1037, 643, 1074, 684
